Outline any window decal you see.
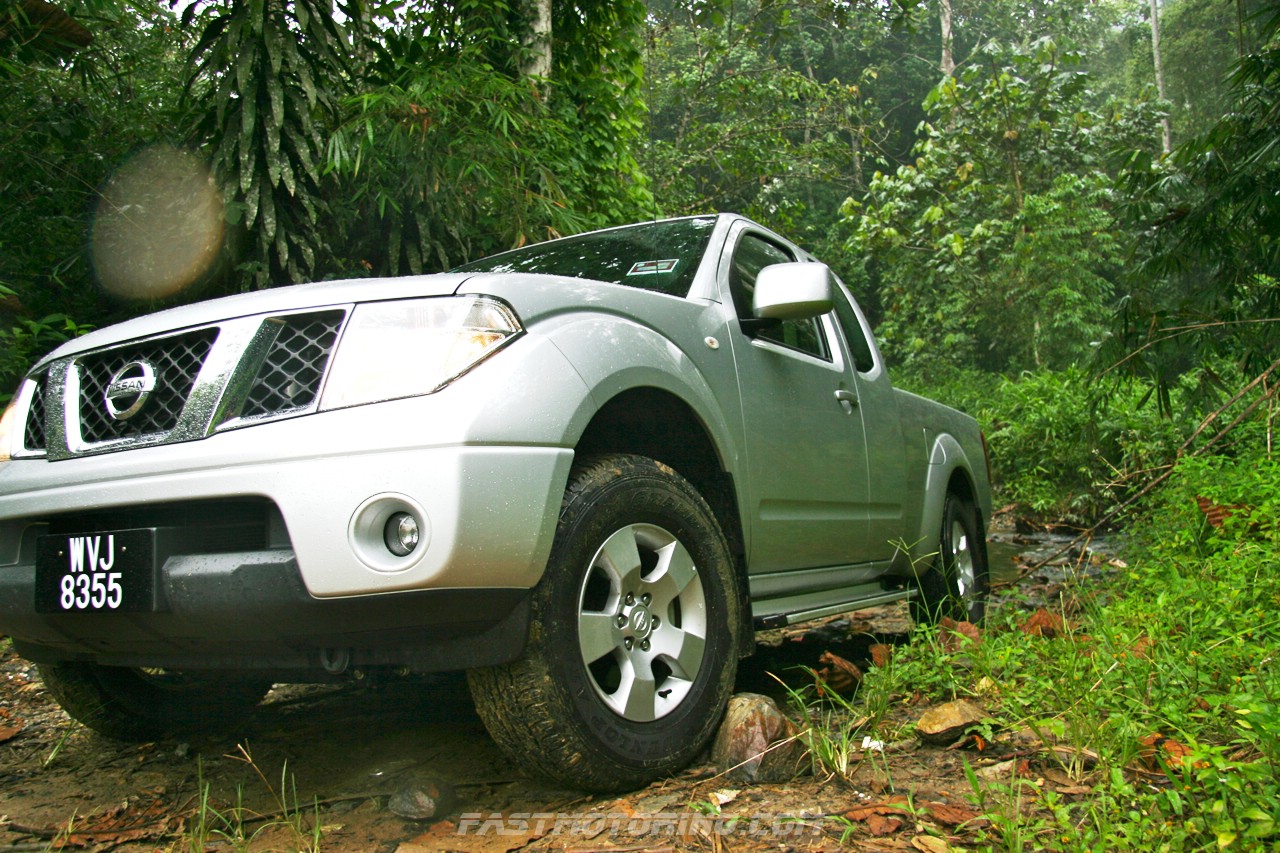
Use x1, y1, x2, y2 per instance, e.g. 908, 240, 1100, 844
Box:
626, 259, 679, 276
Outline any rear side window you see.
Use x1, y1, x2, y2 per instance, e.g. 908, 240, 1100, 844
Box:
831, 283, 876, 373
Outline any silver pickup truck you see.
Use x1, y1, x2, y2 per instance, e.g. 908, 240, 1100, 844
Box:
0, 214, 990, 791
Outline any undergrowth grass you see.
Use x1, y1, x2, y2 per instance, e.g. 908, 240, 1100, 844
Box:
798, 450, 1279, 850
185, 744, 323, 853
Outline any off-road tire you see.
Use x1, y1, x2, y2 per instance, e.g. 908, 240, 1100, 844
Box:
910, 492, 988, 625
467, 454, 741, 792
39, 662, 271, 741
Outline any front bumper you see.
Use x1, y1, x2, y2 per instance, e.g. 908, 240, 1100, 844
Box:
1, 393, 574, 597
2, 548, 531, 673
0, 393, 575, 669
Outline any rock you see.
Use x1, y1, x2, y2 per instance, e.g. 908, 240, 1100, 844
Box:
915, 699, 987, 746
388, 775, 456, 821
710, 693, 805, 783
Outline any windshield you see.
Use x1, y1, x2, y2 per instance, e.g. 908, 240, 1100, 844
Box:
451, 217, 717, 297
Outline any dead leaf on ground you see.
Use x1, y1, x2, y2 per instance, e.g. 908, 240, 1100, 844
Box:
1121, 635, 1154, 660
843, 794, 912, 822
912, 834, 955, 852
9, 791, 185, 849
1020, 608, 1065, 638
867, 812, 905, 836
924, 802, 985, 828
1139, 733, 1202, 770
870, 643, 894, 668
0, 708, 23, 742
939, 617, 980, 651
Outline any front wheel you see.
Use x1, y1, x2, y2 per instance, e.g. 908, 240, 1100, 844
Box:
468, 454, 741, 792
39, 662, 271, 741
910, 492, 989, 625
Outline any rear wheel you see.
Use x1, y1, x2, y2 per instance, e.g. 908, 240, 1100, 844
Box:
39, 662, 271, 741
468, 454, 741, 792
911, 492, 988, 625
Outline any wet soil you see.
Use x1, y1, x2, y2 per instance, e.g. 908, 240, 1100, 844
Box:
0, 531, 1115, 852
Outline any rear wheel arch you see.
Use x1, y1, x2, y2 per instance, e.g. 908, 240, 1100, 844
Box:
911, 472, 990, 625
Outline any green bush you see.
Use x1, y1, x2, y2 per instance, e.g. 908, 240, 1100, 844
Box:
843, 444, 1280, 849
895, 365, 1188, 525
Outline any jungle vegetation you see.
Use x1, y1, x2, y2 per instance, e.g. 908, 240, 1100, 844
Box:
3, 1, 1278, 847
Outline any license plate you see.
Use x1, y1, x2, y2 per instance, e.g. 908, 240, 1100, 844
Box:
35, 529, 156, 613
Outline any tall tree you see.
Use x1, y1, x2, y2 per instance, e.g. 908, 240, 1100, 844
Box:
848, 39, 1163, 376
520, 0, 552, 78
1149, 0, 1172, 152
940, 0, 955, 75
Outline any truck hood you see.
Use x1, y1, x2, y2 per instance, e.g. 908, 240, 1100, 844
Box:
37, 273, 476, 366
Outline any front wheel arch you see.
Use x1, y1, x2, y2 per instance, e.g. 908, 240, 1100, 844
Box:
468, 453, 743, 791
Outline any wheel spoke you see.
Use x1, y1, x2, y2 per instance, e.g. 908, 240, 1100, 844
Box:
578, 611, 622, 665
645, 541, 698, 610
597, 526, 645, 589
651, 625, 706, 680
951, 521, 974, 600
616, 663, 656, 721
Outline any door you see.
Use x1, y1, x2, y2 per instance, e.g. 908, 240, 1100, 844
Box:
829, 280, 908, 561
722, 227, 872, 572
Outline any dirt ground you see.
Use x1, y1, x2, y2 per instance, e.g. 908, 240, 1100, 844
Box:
0, 532, 1103, 853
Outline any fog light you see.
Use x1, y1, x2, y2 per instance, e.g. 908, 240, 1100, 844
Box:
384, 512, 420, 556
349, 493, 430, 572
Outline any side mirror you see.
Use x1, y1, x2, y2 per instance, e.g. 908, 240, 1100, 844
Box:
753, 262, 834, 321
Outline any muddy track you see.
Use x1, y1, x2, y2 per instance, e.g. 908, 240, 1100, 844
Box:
1, 534, 1109, 852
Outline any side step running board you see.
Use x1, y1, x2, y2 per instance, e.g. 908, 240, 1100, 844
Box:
754, 587, 917, 630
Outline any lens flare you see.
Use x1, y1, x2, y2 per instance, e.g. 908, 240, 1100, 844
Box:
91, 146, 224, 300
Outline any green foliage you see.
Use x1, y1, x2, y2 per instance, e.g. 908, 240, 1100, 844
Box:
0, 313, 95, 403
641, 0, 920, 290
1095, 0, 1270, 144
0, 0, 188, 391
848, 38, 1162, 375
327, 0, 652, 274
896, 364, 1209, 525
183, 0, 351, 291
1108, 7, 1280, 410
978, 367, 1185, 522
850, 443, 1280, 849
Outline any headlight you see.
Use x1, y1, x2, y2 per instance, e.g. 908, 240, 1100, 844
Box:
319, 295, 522, 411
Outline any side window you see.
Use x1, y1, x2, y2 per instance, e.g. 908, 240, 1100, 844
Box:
729, 234, 828, 360
831, 282, 877, 373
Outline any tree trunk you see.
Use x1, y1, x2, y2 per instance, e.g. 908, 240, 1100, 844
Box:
939, 0, 955, 77
1149, 0, 1172, 154
521, 0, 553, 80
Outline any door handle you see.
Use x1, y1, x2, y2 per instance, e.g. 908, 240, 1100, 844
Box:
834, 389, 858, 408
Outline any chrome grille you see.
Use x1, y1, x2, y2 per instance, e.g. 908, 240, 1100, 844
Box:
241, 311, 343, 418
76, 329, 219, 443
24, 374, 47, 452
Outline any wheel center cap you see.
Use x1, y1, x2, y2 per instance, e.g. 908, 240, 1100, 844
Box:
628, 605, 654, 640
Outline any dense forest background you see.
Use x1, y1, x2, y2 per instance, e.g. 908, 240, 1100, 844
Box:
3, 5, 1279, 846
1, 0, 1277, 522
